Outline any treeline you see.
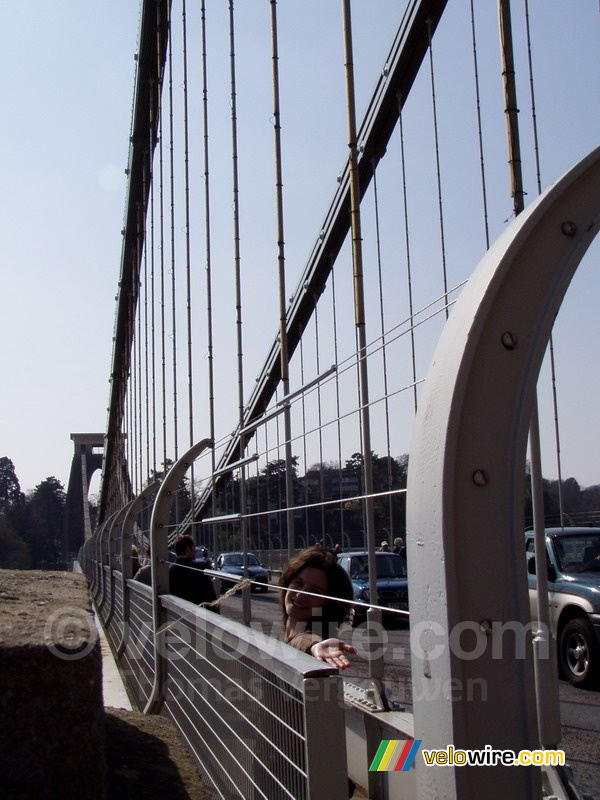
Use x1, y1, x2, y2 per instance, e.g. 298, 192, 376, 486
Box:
525, 473, 600, 528
210, 453, 409, 550
2, 450, 600, 570
0, 457, 67, 569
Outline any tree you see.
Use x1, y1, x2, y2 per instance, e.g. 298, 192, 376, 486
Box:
24, 477, 66, 567
0, 516, 30, 569
0, 456, 25, 519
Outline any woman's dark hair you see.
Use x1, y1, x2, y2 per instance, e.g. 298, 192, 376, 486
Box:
279, 545, 353, 635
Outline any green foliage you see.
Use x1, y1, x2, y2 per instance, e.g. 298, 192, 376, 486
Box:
22, 476, 66, 568
0, 456, 25, 518
0, 516, 30, 569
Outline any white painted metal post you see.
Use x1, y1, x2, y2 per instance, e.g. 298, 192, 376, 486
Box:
144, 438, 213, 714
407, 148, 600, 798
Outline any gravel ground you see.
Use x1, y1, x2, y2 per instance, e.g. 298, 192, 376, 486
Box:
105, 707, 214, 800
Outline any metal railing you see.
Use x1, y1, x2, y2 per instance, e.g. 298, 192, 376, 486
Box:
80, 548, 349, 800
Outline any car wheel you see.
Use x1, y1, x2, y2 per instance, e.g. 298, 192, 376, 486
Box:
559, 618, 599, 689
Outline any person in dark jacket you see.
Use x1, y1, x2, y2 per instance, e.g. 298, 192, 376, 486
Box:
169, 534, 218, 609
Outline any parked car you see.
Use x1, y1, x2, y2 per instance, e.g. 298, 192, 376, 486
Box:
337, 551, 408, 627
215, 552, 270, 592
526, 527, 600, 688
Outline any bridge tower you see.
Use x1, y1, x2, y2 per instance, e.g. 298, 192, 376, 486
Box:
62, 433, 104, 559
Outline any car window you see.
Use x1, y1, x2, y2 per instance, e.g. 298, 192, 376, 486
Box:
348, 556, 368, 579
376, 554, 407, 578
247, 554, 259, 566
553, 535, 600, 571
223, 554, 243, 566
525, 538, 535, 555
347, 554, 406, 579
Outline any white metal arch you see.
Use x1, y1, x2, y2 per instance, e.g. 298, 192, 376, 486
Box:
407, 147, 600, 799
145, 437, 213, 714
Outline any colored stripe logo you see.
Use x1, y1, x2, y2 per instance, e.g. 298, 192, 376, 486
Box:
369, 739, 422, 772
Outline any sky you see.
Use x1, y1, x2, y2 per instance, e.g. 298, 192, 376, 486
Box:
1, 1, 599, 497
1, 2, 139, 494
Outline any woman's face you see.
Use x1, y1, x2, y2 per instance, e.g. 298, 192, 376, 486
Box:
285, 566, 329, 623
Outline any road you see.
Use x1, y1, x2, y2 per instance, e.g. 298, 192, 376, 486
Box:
220, 590, 600, 797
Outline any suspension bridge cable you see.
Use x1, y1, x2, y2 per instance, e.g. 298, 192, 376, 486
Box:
228, 0, 245, 437
167, 3, 179, 464
371, 160, 395, 538
299, 337, 310, 547
156, 5, 168, 475
342, 0, 378, 640
130, 257, 139, 493
524, 0, 543, 198
270, 0, 295, 557
127, 357, 133, 499
427, 17, 449, 319
200, 0, 218, 552
397, 95, 418, 414
313, 298, 326, 541
498, 0, 524, 216
136, 201, 144, 493
228, 0, 250, 620
469, 0, 490, 249
148, 61, 157, 477
330, 263, 346, 543
524, 0, 564, 526
497, 1, 561, 749
143, 162, 151, 482
264, 422, 275, 551
180, 0, 196, 515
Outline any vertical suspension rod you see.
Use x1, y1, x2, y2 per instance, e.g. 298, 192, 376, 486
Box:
397, 96, 418, 414
229, 0, 250, 624
331, 267, 346, 543
142, 160, 151, 481
524, 0, 564, 526
148, 45, 157, 476
427, 17, 449, 318
372, 162, 395, 537
270, 0, 295, 559
498, 0, 524, 216
167, 3, 179, 463
498, 0, 560, 749
158, 9, 168, 473
200, 0, 218, 550
469, 0, 490, 249
341, 0, 381, 680
181, 0, 195, 510
137, 205, 144, 491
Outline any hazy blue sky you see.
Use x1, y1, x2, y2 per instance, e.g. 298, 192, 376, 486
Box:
1, 2, 598, 496
1, 2, 139, 493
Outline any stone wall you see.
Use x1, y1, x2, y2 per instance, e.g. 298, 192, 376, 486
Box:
0, 570, 106, 800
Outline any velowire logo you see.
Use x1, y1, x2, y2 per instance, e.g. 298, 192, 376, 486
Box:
369, 739, 422, 772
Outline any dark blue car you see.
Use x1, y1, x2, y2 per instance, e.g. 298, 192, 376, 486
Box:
215, 552, 270, 593
337, 551, 408, 627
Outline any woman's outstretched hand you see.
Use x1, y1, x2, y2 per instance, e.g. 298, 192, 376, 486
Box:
311, 638, 357, 669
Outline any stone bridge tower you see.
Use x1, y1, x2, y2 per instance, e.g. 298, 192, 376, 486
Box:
62, 433, 104, 559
